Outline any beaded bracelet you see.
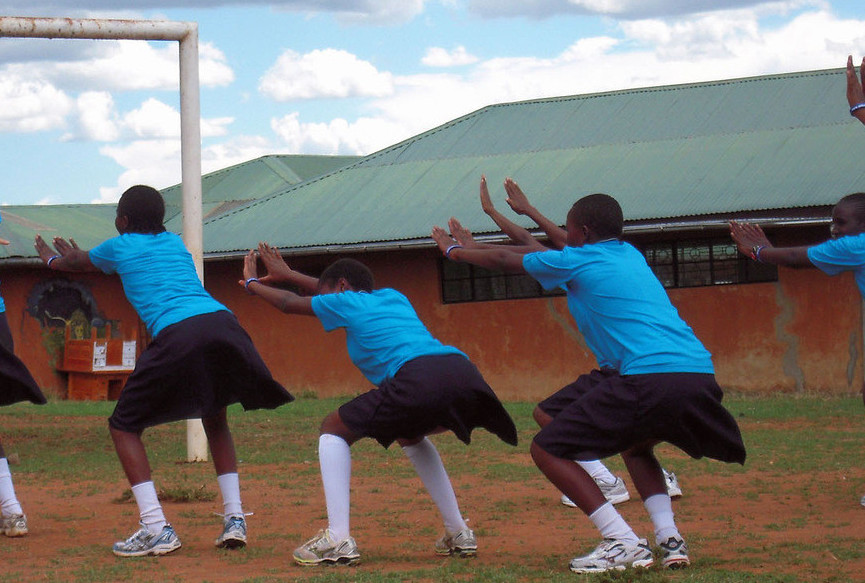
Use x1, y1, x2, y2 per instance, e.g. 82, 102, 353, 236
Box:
851, 102, 865, 116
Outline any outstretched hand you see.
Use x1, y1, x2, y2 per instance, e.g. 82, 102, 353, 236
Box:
504, 178, 532, 215
730, 221, 771, 258
0, 238, 9, 246
240, 249, 259, 286
34, 234, 77, 264
256, 242, 294, 285
479, 175, 496, 215
847, 56, 865, 108
431, 225, 458, 256
447, 217, 476, 248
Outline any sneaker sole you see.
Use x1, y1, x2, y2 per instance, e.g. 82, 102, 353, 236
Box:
294, 555, 361, 567
569, 558, 654, 573
216, 537, 247, 550
112, 540, 182, 557
663, 556, 690, 569
436, 546, 477, 558
3, 528, 28, 537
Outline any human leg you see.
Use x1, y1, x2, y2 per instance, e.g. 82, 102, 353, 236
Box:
108, 425, 180, 557
0, 439, 27, 537
399, 435, 475, 557
623, 443, 689, 569
293, 411, 361, 566
201, 409, 249, 549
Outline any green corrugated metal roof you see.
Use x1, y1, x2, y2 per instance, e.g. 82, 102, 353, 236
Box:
0, 154, 358, 260
203, 67, 865, 254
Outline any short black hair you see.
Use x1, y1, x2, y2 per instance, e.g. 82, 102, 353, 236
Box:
117, 185, 166, 234
568, 193, 623, 239
837, 192, 865, 222
319, 258, 374, 292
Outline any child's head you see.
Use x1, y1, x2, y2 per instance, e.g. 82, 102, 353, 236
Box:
116, 185, 166, 234
318, 258, 374, 294
832, 193, 865, 238
566, 193, 623, 246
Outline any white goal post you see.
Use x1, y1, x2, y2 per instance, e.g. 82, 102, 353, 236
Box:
0, 16, 209, 462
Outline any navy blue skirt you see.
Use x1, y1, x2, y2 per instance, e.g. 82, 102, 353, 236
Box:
0, 313, 46, 407
534, 371, 746, 465
339, 354, 518, 449
109, 310, 293, 432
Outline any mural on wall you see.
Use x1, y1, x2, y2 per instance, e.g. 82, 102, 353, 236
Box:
25, 278, 106, 367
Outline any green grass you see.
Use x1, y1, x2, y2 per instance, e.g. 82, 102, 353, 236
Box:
3, 394, 865, 582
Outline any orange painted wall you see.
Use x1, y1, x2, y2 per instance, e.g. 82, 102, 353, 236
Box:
4, 248, 862, 401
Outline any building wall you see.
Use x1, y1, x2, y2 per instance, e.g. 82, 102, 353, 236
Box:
4, 247, 862, 401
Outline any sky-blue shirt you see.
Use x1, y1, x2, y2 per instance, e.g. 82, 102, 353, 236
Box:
310, 288, 464, 385
807, 234, 865, 296
523, 240, 714, 375
89, 231, 228, 337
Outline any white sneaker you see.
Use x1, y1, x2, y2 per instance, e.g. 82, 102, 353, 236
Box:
860, 494, 865, 507
293, 529, 360, 566
569, 538, 654, 573
561, 476, 630, 508
659, 535, 690, 569
435, 527, 477, 557
664, 469, 682, 498
0, 513, 28, 537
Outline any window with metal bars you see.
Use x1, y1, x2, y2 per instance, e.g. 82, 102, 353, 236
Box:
439, 237, 777, 303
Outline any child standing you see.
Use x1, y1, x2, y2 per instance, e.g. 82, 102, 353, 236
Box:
0, 216, 47, 537
241, 244, 517, 565
731, 192, 865, 505
471, 175, 682, 506
34, 185, 293, 557
433, 192, 746, 573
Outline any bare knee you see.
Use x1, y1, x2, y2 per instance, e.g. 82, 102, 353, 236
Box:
533, 406, 552, 428
320, 411, 359, 445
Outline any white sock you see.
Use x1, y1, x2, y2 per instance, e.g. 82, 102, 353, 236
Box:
589, 501, 639, 544
576, 460, 617, 485
644, 493, 680, 543
402, 438, 466, 535
131, 481, 167, 535
217, 472, 243, 519
0, 458, 23, 516
319, 434, 351, 542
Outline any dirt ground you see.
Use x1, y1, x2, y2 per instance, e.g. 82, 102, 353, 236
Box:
4, 426, 865, 582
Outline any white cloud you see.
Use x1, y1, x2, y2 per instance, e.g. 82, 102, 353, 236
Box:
258, 48, 394, 101
1, 39, 233, 93
468, 0, 817, 19
422, 46, 479, 67
75, 91, 120, 141
0, 74, 72, 132
270, 111, 406, 154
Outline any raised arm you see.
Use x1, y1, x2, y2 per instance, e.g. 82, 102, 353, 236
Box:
503, 178, 568, 249
847, 55, 865, 126
432, 225, 527, 273
34, 235, 98, 272
240, 249, 315, 315
257, 242, 319, 294
479, 175, 541, 248
729, 221, 812, 268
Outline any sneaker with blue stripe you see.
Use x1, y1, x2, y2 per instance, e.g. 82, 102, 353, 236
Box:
112, 523, 181, 557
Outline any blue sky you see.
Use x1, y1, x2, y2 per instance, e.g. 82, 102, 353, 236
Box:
0, 0, 863, 205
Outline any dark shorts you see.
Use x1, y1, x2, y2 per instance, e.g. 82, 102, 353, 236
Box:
0, 313, 46, 407
533, 371, 746, 465
338, 353, 518, 449
537, 368, 618, 419
109, 311, 293, 433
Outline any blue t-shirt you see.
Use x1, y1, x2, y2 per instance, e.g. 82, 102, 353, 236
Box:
310, 288, 464, 385
523, 240, 714, 375
807, 234, 865, 296
89, 231, 228, 337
